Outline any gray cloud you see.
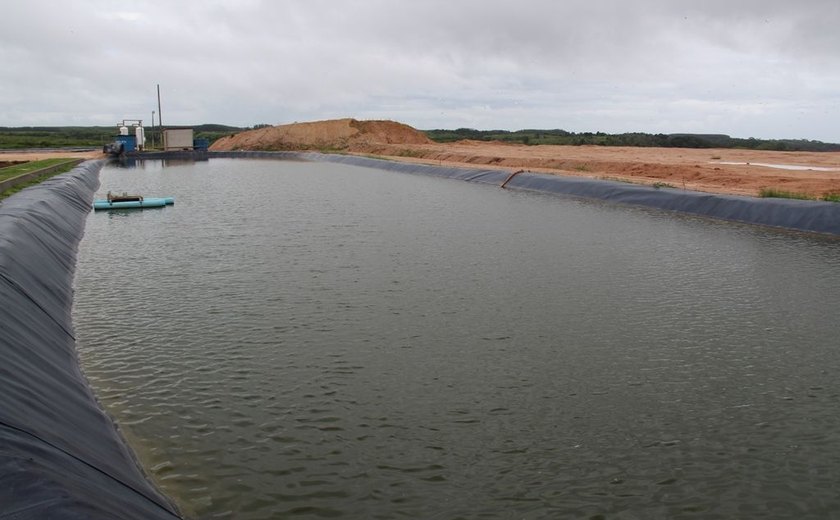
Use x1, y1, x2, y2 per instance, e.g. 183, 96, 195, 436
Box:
2, 0, 838, 141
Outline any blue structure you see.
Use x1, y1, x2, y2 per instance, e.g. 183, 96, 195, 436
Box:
115, 134, 137, 153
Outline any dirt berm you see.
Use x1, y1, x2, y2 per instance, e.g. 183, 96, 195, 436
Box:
209, 118, 840, 197
209, 118, 431, 152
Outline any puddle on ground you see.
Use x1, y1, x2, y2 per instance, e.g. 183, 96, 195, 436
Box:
710, 161, 840, 172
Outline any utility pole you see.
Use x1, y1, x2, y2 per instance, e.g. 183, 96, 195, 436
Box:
157, 84, 163, 149
151, 110, 156, 149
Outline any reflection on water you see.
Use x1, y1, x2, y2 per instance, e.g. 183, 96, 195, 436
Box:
74, 159, 840, 519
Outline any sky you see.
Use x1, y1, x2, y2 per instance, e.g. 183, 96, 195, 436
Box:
2, 0, 839, 142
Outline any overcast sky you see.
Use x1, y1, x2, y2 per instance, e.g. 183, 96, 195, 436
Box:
2, 0, 839, 141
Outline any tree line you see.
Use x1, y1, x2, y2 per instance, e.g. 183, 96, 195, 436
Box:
423, 128, 840, 152
0, 124, 246, 149
3, 124, 838, 152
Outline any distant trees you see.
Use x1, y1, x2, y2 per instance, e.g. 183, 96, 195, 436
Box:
421, 128, 840, 152
0, 124, 248, 149
0, 127, 113, 148
3, 124, 835, 153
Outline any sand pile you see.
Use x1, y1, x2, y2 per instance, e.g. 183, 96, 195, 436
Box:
209, 118, 432, 152
207, 118, 840, 197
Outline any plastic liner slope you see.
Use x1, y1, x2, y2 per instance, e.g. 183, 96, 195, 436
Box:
209, 151, 840, 236
0, 161, 181, 520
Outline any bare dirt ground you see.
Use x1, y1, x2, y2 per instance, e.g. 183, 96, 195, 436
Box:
212, 119, 840, 198
355, 141, 840, 198
0, 150, 103, 161
210, 118, 431, 152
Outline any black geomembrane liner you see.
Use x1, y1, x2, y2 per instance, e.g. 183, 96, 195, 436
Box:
0, 160, 181, 519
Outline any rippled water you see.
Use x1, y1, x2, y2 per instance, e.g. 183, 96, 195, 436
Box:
73, 158, 840, 519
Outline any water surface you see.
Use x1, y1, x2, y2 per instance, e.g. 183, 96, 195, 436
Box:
74, 159, 840, 519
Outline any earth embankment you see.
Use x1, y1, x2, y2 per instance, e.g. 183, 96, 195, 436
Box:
210, 119, 840, 197
209, 118, 431, 152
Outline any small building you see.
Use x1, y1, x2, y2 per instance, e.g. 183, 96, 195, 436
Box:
163, 129, 194, 150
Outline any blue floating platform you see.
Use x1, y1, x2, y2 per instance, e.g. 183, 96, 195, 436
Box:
93, 196, 174, 210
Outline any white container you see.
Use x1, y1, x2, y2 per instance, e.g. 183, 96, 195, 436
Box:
135, 125, 146, 150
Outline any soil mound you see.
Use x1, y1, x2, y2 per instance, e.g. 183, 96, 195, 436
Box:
207, 119, 840, 197
209, 118, 432, 152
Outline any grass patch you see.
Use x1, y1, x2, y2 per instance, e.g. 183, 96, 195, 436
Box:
758, 187, 816, 200
601, 176, 677, 190
759, 187, 840, 202
573, 164, 590, 172
316, 146, 348, 154
395, 148, 425, 158
0, 158, 74, 181
600, 176, 639, 185
0, 159, 78, 199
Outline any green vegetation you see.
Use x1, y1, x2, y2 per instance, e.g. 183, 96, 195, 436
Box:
0, 124, 246, 150
395, 148, 425, 158
600, 176, 635, 184
168, 124, 245, 144
5, 124, 838, 153
600, 176, 678, 190
759, 189, 840, 202
0, 127, 113, 149
423, 128, 840, 152
758, 188, 816, 200
315, 146, 349, 154
600, 176, 652, 186
0, 159, 79, 199
0, 158, 74, 181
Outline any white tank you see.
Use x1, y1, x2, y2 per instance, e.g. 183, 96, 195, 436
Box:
119, 125, 129, 136
135, 125, 145, 150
